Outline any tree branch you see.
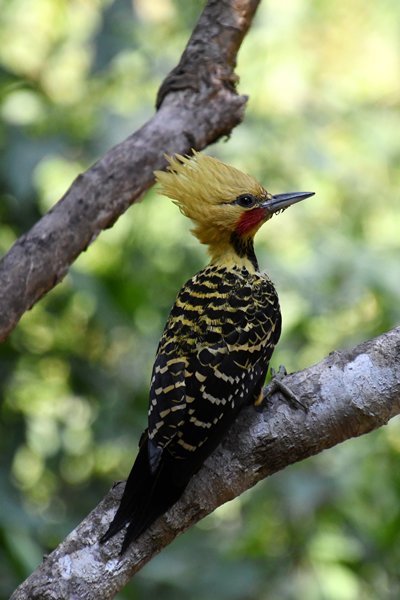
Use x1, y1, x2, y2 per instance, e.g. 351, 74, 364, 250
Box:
0, 0, 261, 342
10, 327, 400, 600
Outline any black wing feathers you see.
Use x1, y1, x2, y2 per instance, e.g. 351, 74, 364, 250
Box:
101, 265, 281, 551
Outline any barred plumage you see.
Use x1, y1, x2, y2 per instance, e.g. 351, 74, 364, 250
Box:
101, 151, 314, 552
148, 265, 280, 469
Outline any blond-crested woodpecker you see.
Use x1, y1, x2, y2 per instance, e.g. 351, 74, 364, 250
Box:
101, 151, 314, 553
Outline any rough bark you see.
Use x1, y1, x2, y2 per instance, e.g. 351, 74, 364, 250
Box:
10, 327, 400, 600
0, 0, 261, 342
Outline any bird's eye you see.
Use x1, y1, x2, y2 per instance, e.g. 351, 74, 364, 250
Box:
236, 194, 257, 208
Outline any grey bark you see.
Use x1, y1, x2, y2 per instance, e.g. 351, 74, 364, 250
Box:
0, 0, 261, 342
10, 327, 400, 600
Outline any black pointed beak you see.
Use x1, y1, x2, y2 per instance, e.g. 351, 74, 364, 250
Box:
261, 191, 315, 213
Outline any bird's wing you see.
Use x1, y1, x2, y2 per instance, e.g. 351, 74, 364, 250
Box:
102, 268, 281, 548
147, 266, 281, 475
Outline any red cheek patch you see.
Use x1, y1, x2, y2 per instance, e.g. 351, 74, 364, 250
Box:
235, 207, 267, 236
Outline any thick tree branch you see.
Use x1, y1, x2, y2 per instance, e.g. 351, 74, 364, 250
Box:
11, 327, 400, 600
0, 0, 261, 342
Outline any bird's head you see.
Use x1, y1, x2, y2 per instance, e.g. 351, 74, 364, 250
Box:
155, 151, 314, 268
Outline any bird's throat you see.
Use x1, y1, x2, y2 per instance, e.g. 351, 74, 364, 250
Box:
209, 233, 259, 272
230, 232, 259, 271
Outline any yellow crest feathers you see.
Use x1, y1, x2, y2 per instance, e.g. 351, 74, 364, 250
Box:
154, 151, 264, 222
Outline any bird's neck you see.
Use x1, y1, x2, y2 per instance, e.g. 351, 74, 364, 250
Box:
208, 233, 259, 272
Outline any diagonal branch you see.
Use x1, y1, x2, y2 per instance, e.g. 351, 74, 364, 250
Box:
10, 327, 400, 600
0, 0, 261, 343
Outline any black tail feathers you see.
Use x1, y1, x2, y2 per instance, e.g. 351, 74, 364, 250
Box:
100, 440, 187, 553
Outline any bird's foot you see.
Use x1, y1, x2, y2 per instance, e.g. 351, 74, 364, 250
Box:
111, 480, 125, 489
258, 365, 307, 411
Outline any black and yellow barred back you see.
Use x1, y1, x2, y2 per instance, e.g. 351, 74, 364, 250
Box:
148, 264, 281, 474
102, 265, 281, 551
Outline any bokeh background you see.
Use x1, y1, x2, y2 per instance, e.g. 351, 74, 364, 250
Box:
1, 0, 400, 598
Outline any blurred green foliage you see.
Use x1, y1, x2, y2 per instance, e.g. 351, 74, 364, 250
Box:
1, 0, 400, 598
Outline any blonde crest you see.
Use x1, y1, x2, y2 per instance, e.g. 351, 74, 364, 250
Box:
154, 151, 270, 267
155, 151, 264, 222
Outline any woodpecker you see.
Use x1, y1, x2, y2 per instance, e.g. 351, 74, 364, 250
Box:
101, 151, 314, 553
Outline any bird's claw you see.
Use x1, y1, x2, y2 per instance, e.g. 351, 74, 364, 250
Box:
263, 365, 307, 411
